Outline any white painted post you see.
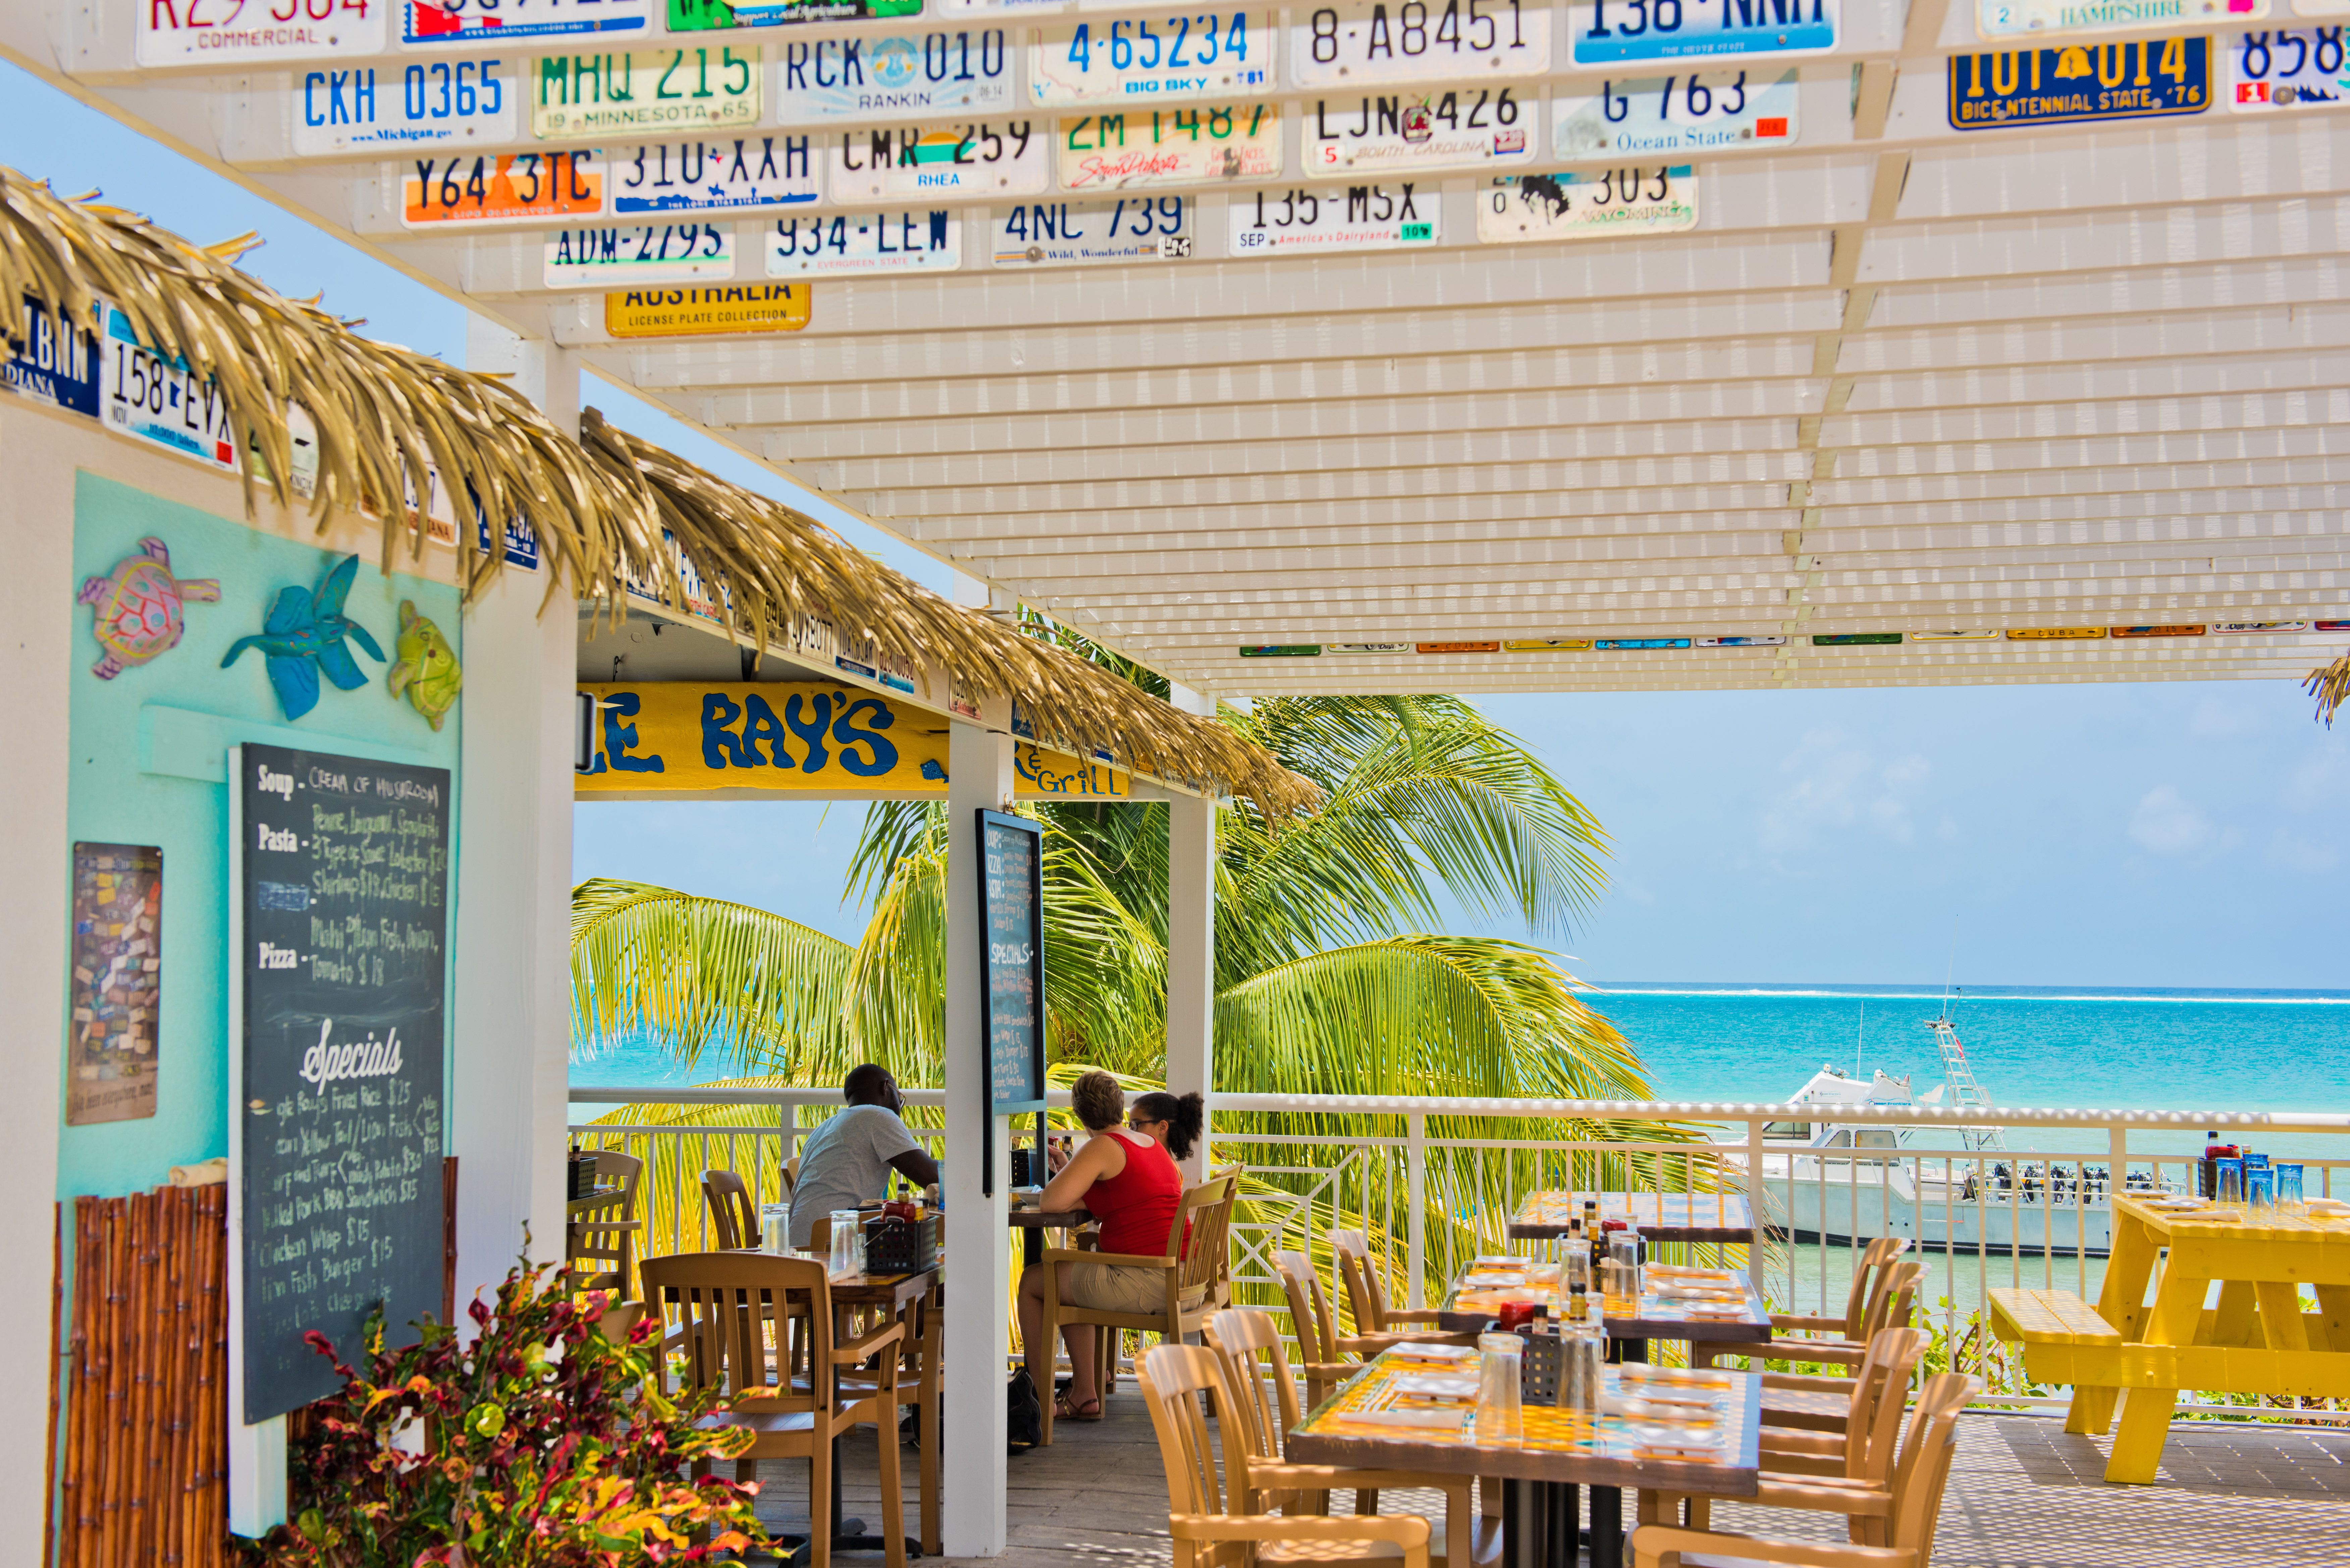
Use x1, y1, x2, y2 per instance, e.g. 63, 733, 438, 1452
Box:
451, 318, 580, 1298
1406, 1112, 1429, 1308
1746, 1118, 1771, 1300
0, 402, 76, 1560
1164, 682, 1218, 1184
943, 719, 1015, 1558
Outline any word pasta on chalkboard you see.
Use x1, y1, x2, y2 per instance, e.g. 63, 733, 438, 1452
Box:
237, 742, 449, 1422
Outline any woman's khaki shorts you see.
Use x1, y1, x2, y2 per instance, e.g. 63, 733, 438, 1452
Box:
1060, 1262, 1165, 1315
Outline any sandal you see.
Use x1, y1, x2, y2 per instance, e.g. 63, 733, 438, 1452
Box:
1055, 1392, 1104, 1423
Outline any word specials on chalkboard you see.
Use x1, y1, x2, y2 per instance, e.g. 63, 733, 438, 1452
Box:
237, 742, 449, 1422
977, 809, 1046, 1116
68, 841, 164, 1126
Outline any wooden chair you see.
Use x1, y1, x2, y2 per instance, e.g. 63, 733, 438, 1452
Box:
1711, 1250, 1927, 1373
1137, 1342, 1432, 1568
641, 1250, 906, 1568
702, 1167, 761, 1251
1696, 1238, 1914, 1372
566, 1148, 644, 1301
1036, 1172, 1238, 1445
1655, 1327, 1924, 1540
1274, 1250, 1374, 1410
1331, 1230, 1479, 1349
1632, 1373, 1975, 1567
1207, 1307, 1493, 1568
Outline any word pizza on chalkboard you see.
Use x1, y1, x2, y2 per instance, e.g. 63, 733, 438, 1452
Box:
977, 809, 1045, 1116
236, 742, 449, 1422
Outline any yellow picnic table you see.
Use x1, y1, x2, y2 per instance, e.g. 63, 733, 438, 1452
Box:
1989, 1192, 2350, 1483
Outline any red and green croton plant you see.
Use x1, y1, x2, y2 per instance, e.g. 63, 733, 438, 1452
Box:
246, 1252, 767, 1567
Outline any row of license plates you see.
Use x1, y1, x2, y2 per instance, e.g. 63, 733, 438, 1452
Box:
139, 0, 2350, 73
528, 164, 1692, 282
300, 24, 2338, 164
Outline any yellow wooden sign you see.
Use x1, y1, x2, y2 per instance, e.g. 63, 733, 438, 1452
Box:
576, 683, 1129, 800
604, 284, 810, 340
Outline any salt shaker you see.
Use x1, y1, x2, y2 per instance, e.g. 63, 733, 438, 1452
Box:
1475, 1332, 1524, 1443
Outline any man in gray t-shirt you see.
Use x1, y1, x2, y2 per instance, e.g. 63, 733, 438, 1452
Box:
788, 1064, 940, 1248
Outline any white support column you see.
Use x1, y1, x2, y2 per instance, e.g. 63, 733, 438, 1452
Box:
942, 720, 1016, 1558
1164, 682, 1218, 1184
0, 403, 75, 1562
452, 318, 579, 1296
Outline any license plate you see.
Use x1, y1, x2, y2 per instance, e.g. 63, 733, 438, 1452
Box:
991, 195, 1190, 266
669, 0, 919, 26
1595, 637, 1690, 649
1289, 0, 1551, 88
1059, 103, 1280, 187
1029, 12, 1275, 106
1947, 37, 2210, 129
544, 222, 736, 286
404, 0, 650, 43
1696, 634, 1783, 645
1228, 182, 1439, 251
1567, 0, 1836, 66
775, 30, 1015, 121
400, 151, 606, 228
1477, 165, 1697, 241
1976, 0, 2263, 40
828, 121, 1050, 199
610, 136, 819, 214
532, 48, 761, 139
295, 61, 519, 156
768, 210, 963, 273
137, 0, 384, 66
1554, 68, 1797, 157
1303, 91, 1534, 173
938, 0, 1069, 11
100, 309, 239, 474
6, 296, 100, 419
2227, 27, 2349, 110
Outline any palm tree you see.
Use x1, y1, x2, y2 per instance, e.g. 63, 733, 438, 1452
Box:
572, 693, 1702, 1298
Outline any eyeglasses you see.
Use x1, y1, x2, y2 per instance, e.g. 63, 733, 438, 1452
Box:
1128, 1116, 1164, 1128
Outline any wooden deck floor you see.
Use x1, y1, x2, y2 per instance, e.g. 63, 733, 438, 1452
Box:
749, 1395, 2350, 1568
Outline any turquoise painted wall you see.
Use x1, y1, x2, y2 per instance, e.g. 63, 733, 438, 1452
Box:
62, 472, 464, 1200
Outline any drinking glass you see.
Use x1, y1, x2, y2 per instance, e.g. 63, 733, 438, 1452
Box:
2215, 1159, 2246, 1209
2277, 1164, 2306, 1215
1475, 1333, 1524, 1443
1561, 1322, 1606, 1412
1562, 1248, 1591, 1296
759, 1203, 790, 1254
828, 1210, 865, 1279
2247, 1167, 2276, 1213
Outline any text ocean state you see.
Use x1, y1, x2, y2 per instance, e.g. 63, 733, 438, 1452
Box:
237, 743, 448, 1422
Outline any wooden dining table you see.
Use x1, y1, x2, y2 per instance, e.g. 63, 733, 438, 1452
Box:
1284, 1348, 1763, 1568
1008, 1200, 1090, 1266
1435, 1263, 1773, 1347
1505, 1191, 1757, 1245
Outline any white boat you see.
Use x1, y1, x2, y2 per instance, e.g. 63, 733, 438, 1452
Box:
1719, 1007, 2158, 1260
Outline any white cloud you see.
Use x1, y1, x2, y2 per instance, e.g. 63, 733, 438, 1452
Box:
2128, 786, 2211, 855
1762, 731, 1932, 852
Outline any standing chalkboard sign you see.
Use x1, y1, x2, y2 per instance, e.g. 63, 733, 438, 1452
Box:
976, 809, 1046, 1118
233, 743, 448, 1422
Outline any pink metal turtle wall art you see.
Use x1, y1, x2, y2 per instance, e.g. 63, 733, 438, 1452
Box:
78, 536, 221, 679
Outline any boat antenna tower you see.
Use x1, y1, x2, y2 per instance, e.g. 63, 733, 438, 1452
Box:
1926, 986, 2006, 1151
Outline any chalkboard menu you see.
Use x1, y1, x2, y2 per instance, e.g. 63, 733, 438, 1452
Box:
976, 809, 1045, 1116
235, 743, 448, 1421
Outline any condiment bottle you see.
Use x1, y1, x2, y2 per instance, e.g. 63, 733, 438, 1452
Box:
1565, 1283, 1590, 1323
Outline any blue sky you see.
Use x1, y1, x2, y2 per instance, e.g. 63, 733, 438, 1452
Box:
13, 64, 2346, 991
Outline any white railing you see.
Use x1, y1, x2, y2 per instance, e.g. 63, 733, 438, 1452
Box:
570, 1086, 2350, 1422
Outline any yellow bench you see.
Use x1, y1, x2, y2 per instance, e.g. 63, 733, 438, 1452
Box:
1988, 1288, 2120, 1349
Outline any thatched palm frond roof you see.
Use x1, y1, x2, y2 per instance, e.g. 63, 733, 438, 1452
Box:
580, 411, 1323, 818
0, 167, 659, 599
0, 168, 1317, 815
2310, 651, 2349, 728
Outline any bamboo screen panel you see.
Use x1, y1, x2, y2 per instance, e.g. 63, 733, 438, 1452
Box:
56, 1186, 229, 1568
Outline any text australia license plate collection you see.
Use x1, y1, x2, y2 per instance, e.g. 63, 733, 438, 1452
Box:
160, 0, 2287, 290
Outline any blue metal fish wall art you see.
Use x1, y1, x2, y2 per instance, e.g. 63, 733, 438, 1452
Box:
220, 553, 386, 720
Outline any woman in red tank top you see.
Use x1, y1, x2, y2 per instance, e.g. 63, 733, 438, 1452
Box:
1017, 1071, 1188, 1422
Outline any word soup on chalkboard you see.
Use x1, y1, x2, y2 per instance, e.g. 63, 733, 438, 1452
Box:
977, 809, 1045, 1116
237, 743, 449, 1422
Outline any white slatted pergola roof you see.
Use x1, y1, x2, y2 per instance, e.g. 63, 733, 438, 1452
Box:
11, 0, 2346, 696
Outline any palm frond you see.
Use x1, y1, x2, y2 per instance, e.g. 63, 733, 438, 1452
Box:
2309, 649, 2350, 727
